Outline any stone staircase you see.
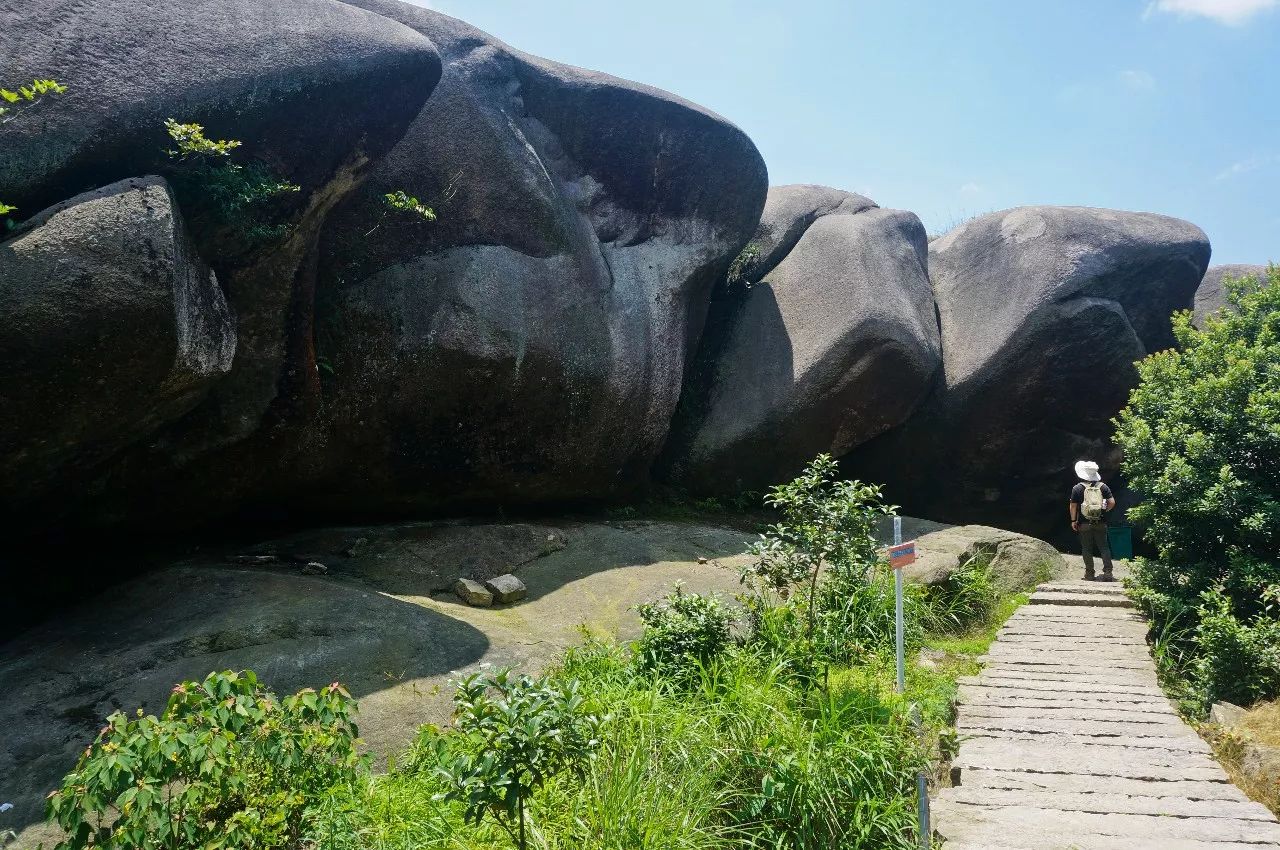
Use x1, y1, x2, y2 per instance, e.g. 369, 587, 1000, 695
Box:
931, 577, 1280, 849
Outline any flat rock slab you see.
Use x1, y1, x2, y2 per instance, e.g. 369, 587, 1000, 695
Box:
956, 767, 1248, 801
933, 803, 1280, 846
935, 578, 1280, 848
939, 786, 1276, 821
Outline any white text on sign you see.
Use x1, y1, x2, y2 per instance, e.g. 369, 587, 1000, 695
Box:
889, 541, 916, 570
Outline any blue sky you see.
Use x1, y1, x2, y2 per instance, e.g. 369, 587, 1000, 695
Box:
414, 0, 1278, 264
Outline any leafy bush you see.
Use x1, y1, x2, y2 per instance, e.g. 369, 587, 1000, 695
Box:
436, 668, 603, 850
635, 584, 735, 677
1115, 265, 1280, 711
742, 454, 895, 679
1191, 586, 1280, 709
163, 118, 300, 248
726, 242, 760, 286
46, 670, 361, 850
382, 190, 436, 222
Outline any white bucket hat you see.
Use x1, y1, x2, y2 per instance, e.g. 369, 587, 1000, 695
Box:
1074, 460, 1101, 482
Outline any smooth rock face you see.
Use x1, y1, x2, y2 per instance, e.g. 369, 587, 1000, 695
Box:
847, 206, 1210, 540
1193, 263, 1269, 327
0, 177, 234, 505
0, 0, 441, 214
887, 522, 1066, 591
663, 186, 940, 492
313, 1, 768, 508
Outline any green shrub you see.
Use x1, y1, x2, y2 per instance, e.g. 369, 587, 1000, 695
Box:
436, 668, 604, 850
924, 552, 999, 633
742, 454, 895, 680
1114, 265, 1280, 710
635, 584, 735, 677
46, 670, 362, 850
726, 242, 761, 286
1191, 586, 1280, 709
163, 118, 300, 248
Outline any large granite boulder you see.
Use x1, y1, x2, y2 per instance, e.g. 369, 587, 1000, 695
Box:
1, 1, 767, 533
305, 2, 769, 508
0, 177, 234, 507
846, 207, 1210, 540
662, 185, 940, 492
0, 0, 441, 216
1193, 264, 1270, 327
0, 0, 444, 537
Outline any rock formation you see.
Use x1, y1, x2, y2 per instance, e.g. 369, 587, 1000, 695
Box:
310, 0, 768, 509
0, 0, 766, 541
845, 206, 1209, 539
0, 178, 233, 504
1194, 263, 1270, 327
0, 3, 1223, 553
662, 185, 940, 491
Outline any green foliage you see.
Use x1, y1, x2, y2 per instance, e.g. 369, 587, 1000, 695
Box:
46, 670, 362, 850
382, 190, 436, 222
1115, 266, 1280, 711
163, 119, 242, 158
0, 77, 66, 121
163, 118, 300, 248
1191, 585, 1280, 709
925, 552, 1000, 633
436, 668, 604, 849
1, 77, 67, 223
742, 454, 895, 679
726, 242, 761, 286
635, 584, 735, 677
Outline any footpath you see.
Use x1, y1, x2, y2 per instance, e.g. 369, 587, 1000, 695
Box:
932, 576, 1280, 849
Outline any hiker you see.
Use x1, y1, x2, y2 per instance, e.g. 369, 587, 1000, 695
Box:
1069, 460, 1117, 581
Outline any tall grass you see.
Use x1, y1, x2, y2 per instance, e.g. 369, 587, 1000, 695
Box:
306, 556, 1011, 850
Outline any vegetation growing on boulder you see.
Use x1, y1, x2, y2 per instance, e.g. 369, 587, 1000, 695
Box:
1115, 265, 1280, 713
0, 77, 67, 225
162, 118, 300, 248
725, 241, 760, 285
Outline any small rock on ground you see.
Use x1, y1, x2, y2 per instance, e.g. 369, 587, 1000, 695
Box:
484, 573, 528, 604
453, 578, 493, 607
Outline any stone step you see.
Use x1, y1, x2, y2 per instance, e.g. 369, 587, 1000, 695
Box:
954, 767, 1248, 802
931, 802, 1280, 847
938, 786, 1277, 821
1029, 590, 1134, 608
1037, 581, 1129, 596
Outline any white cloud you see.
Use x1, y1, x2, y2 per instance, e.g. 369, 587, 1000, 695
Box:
1215, 154, 1277, 180
1145, 0, 1279, 25
959, 182, 984, 196
1119, 69, 1156, 90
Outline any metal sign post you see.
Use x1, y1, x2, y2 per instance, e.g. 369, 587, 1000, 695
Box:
888, 517, 916, 694
893, 516, 905, 692
887, 516, 929, 848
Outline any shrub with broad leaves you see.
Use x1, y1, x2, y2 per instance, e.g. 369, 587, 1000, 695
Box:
46, 670, 362, 850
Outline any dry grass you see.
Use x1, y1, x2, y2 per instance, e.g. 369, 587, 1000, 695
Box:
1203, 699, 1280, 816
1235, 699, 1280, 747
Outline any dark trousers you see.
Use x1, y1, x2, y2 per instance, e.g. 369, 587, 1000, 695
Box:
1078, 521, 1113, 575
